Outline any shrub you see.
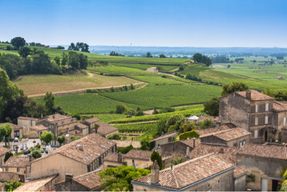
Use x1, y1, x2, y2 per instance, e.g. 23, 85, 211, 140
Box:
108, 134, 121, 140
179, 130, 199, 140
117, 145, 133, 154
115, 105, 127, 114
31, 150, 42, 159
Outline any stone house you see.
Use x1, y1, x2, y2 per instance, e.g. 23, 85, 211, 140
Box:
220, 90, 287, 143
30, 133, 116, 183
132, 153, 235, 191
103, 153, 125, 167
73, 123, 89, 136
28, 125, 48, 138
95, 122, 118, 138
14, 175, 58, 192
1, 156, 31, 177
82, 117, 99, 133
17, 116, 39, 136
56, 170, 101, 191
200, 127, 251, 147
151, 132, 177, 149
123, 149, 152, 169
236, 144, 287, 191
38, 114, 78, 138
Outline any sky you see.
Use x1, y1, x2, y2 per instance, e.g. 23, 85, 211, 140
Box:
0, 0, 287, 47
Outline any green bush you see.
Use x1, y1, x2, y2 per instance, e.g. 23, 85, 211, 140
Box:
179, 130, 199, 140
117, 145, 133, 154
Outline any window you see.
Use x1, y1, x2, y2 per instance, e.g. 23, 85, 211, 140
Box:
255, 104, 258, 112
254, 130, 258, 138
265, 116, 268, 124
284, 117, 286, 126
265, 103, 269, 111
255, 117, 258, 125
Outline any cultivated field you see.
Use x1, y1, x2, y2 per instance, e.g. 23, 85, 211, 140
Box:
15, 72, 140, 96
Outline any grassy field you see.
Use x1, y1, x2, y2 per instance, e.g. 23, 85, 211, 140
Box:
15, 72, 139, 96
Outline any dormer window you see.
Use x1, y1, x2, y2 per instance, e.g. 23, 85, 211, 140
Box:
265, 103, 269, 111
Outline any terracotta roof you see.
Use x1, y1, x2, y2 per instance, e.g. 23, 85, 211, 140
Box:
189, 143, 238, 163
104, 153, 122, 162
196, 124, 235, 135
234, 166, 247, 178
43, 114, 76, 126
0, 172, 22, 182
0, 146, 10, 157
179, 139, 198, 148
135, 154, 234, 190
52, 133, 115, 165
75, 123, 88, 130
30, 125, 48, 132
96, 122, 118, 136
73, 170, 101, 190
3, 156, 30, 168
18, 116, 39, 121
14, 175, 57, 192
200, 128, 251, 142
83, 117, 99, 124
273, 101, 287, 112
237, 144, 287, 160
151, 132, 177, 142
236, 90, 273, 101
124, 149, 152, 161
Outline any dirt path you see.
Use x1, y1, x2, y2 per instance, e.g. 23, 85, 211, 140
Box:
28, 82, 147, 98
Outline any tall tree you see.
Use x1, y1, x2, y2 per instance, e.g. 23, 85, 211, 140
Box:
0, 124, 12, 147
44, 92, 55, 114
10, 37, 26, 50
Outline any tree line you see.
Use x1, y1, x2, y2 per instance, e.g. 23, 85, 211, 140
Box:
0, 37, 89, 80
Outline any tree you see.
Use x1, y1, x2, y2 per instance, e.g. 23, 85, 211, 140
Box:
146, 52, 153, 58
204, 98, 219, 116
115, 105, 126, 114
18, 46, 31, 58
150, 151, 163, 170
159, 54, 166, 58
0, 124, 12, 147
281, 169, 287, 191
40, 131, 54, 145
57, 136, 65, 146
4, 181, 22, 192
178, 130, 199, 140
222, 82, 249, 96
192, 53, 212, 66
44, 92, 55, 114
11, 37, 26, 50
100, 166, 150, 191
31, 150, 42, 159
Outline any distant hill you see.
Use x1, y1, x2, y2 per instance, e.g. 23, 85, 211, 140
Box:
90, 46, 287, 57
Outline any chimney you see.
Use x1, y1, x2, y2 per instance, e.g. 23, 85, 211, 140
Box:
76, 144, 84, 151
151, 161, 160, 184
219, 148, 224, 154
246, 90, 252, 100
65, 174, 73, 182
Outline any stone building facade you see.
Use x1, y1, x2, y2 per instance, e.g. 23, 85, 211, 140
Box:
220, 90, 287, 143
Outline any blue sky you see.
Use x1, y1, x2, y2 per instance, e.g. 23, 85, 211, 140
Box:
0, 0, 287, 47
